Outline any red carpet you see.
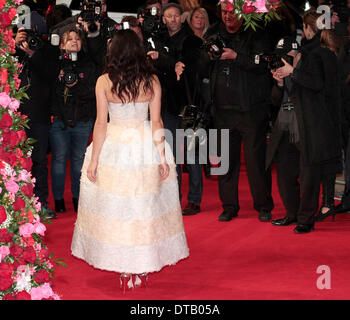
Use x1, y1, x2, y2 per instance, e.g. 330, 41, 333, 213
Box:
45, 161, 350, 300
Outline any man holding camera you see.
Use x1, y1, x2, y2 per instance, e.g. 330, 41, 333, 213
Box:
148, 3, 203, 214
15, 19, 60, 219
205, 2, 274, 222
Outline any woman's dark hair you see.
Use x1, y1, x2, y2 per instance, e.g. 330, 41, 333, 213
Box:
104, 29, 156, 103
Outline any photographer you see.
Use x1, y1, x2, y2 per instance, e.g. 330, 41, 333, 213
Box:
137, 0, 167, 52
50, 0, 116, 71
205, 2, 274, 223
174, 7, 212, 215
15, 15, 60, 219
147, 3, 196, 207
50, 29, 99, 214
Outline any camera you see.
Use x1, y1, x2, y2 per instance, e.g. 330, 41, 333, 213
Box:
260, 54, 285, 69
60, 53, 78, 86
179, 104, 211, 151
202, 35, 227, 60
140, 7, 162, 36
106, 22, 130, 39
259, 54, 294, 70
79, 0, 102, 33
23, 29, 43, 51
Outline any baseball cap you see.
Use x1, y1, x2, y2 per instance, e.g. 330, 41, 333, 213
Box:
274, 37, 299, 56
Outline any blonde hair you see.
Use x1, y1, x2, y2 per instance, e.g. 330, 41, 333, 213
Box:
187, 7, 209, 37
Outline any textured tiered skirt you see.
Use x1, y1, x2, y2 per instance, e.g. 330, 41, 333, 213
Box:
71, 120, 189, 273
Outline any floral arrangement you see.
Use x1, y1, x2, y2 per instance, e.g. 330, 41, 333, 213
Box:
0, 0, 65, 300
219, 0, 281, 30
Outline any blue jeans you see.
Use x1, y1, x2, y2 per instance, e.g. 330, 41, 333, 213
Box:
49, 120, 94, 200
162, 111, 203, 205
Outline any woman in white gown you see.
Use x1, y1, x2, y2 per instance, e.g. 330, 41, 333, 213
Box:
71, 29, 189, 293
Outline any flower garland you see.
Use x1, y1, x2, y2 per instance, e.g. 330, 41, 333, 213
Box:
0, 0, 65, 300
219, 0, 281, 31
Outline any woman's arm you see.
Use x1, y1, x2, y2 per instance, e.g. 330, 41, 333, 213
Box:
87, 75, 109, 182
149, 75, 169, 180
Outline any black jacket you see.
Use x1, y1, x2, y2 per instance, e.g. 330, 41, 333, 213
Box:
51, 51, 99, 127
266, 34, 342, 170
153, 25, 193, 116
205, 22, 274, 112
17, 43, 60, 124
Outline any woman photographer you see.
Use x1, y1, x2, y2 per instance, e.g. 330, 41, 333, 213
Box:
269, 9, 342, 233
50, 29, 99, 213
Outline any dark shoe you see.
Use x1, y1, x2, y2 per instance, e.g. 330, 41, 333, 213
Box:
182, 203, 201, 216
271, 216, 297, 226
259, 209, 272, 222
293, 223, 315, 234
218, 211, 238, 222
43, 206, 57, 219
55, 199, 66, 213
333, 203, 350, 214
314, 207, 336, 222
73, 197, 79, 212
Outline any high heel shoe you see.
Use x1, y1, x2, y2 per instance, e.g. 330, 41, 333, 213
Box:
120, 274, 133, 294
134, 273, 148, 288
314, 207, 336, 222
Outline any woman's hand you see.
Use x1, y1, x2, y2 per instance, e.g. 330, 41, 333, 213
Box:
159, 162, 170, 181
271, 69, 284, 87
87, 161, 98, 182
175, 61, 185, 81
276, 58, 294, 78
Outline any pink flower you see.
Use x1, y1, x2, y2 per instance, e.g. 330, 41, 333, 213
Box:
0, 92, 11, 108
19, 223, 35, 238
9, 99, 19, 112
30, 283, 54, 300
0, 246, 10, 261
5, 179, 19, 195
17, 169, 31, 182
34, 222, 46, 236
246, 0, 268, 12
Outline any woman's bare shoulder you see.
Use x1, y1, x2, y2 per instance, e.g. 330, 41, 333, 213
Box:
97, 73, 111, 87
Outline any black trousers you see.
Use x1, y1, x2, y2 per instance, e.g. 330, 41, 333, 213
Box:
275, 133, 321, 225
215, 107, 274, 214
26, 122, 50, 206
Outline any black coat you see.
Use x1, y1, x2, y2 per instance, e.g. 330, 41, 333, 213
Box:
51, 51, 99, 127
153, 25, 193, 116
17, 43, 60, 124
204, 22, 274, 112
266, 34, 342, 171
